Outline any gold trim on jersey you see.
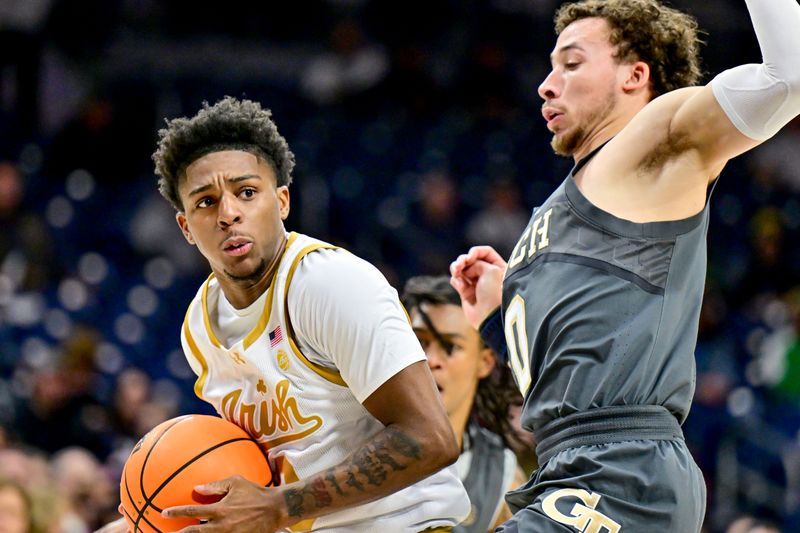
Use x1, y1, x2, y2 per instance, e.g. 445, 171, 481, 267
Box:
283, 243, 348, 387
200, 274, 222, 348
199, 232, 300, 350
277, 458, 317, 532
244, 232, 299, 349
182, 301, 209, 400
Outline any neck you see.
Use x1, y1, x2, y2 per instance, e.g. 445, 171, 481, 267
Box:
219, 233, 288, 309
449, 399, 473, 451
572, 96, 649, 162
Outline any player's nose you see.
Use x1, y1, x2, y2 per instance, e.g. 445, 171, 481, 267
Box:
217, 193, 242, 227
538, 69, 560, 100
424, 346, 445, 369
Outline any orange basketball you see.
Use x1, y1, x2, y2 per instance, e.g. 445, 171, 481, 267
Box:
120, 414, 273, 533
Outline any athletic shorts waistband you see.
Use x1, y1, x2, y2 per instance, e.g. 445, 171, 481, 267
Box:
534, 405, 684, 465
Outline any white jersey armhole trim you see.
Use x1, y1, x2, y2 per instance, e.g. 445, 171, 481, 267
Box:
283, 242, 348, 386
182, 299, 209, 401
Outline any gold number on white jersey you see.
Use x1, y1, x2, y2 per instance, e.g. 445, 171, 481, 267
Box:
504, 294, 531, 395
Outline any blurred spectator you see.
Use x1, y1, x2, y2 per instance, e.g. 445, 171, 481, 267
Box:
109, 367, 151, 439
748, 118, 800, 194
13, 326, 111, 458
0, 448, 50, 489
0, 0, 52, 139
105, 367, 176, 476
51, 447, 116, 531
301, 18, 389, 106
465, 178, 528, 259
378, 169, 467, 278
735, 207, 797, 307
756, 287, 800, 403
0, 477, 34, 533
127, 190, 206, 278
685, 280, 739, 510
43, 90, 157, 186
0, 447, 61, 533
726, 514, 782, 533
0, 161, 57, 297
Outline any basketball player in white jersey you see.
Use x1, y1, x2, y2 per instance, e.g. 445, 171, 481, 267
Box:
98, 96, 469, 533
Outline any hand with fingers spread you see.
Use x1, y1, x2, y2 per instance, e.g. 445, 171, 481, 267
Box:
449, 245, 507, 329
164, 476, 285, 533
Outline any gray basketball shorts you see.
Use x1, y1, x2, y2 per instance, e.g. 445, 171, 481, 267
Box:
495, 434, 706, 532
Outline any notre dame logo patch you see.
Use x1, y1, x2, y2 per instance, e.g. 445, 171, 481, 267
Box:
541, 488, 621, 533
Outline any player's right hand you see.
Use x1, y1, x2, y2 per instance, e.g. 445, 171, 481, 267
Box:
449, 246, 506, 329
93, 516, 129, 533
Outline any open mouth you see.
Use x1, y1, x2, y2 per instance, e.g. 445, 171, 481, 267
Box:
542, 106, 564, 128
222, 238, 253, 256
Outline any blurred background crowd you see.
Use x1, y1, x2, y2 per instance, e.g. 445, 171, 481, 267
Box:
0, 0, 798, 531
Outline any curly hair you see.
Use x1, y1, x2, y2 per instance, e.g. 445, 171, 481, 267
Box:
152, 96, 296, 211
401, 276, 524, 449
555, 0, 703, 97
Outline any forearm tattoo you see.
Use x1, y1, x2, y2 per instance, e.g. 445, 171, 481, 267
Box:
283, 426, 423, 518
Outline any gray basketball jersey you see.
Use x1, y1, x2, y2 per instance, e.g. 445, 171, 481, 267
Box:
455, 424, 512, 533
503, 154, 712, 432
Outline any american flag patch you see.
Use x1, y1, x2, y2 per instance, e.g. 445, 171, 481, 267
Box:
269, 326, 283, 347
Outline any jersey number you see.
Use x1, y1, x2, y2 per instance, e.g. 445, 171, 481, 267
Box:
504, 294, 531, 395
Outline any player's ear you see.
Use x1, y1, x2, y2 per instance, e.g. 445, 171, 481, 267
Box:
176, 212, 195, 245
622, 61, 650, 93
276, 185, 290, 220
477, 346, 496, 380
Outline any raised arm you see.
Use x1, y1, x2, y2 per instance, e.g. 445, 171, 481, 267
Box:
675, 0, 800, 170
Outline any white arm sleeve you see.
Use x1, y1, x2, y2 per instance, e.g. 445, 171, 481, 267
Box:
710, 0, 800, 141
287, 248, 426, 403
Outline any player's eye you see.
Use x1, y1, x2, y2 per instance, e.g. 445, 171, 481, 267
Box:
240, 188, 256, 199
196, 197, 214, 208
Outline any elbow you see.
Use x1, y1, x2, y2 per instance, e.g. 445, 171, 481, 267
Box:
777, 67, 800, 93
426, 422, 460, 469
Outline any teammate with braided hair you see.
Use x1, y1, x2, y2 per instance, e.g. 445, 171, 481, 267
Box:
402, 276, 527, 533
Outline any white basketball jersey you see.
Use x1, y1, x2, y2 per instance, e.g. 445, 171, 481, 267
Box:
181, 232, 469, 532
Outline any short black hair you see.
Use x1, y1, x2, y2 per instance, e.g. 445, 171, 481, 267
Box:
152, 96, 296, 211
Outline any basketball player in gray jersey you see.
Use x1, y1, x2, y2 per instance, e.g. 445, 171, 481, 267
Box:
450, 0, 800, 531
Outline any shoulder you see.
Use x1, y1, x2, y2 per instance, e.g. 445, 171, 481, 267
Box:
290, 247, 390, 298
185, 274, 214, 317
605, 87, 705, 164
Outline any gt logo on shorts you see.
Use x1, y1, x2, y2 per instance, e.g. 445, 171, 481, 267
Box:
541, 488, 621, 533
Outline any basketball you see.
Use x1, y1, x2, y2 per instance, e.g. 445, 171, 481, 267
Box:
120, 414, 273, 533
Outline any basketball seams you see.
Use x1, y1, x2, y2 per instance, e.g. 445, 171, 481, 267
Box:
131, 416, 188, 533
121, 415, 272, 533
145, 437, 255, 512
